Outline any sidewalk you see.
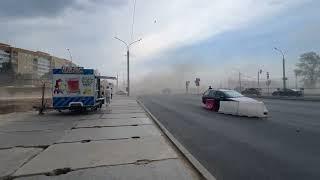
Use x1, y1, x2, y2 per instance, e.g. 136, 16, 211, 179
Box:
1, 96, 201, 179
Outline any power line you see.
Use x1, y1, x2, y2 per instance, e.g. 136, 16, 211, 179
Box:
131, 0, 137, 41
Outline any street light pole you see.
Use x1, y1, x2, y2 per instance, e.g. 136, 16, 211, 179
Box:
258, 71, 260, 88
257, 69, 262, 88
295, 72, 298, 89
66, 48, 73, 64
274, 47, 286, 90
116, 73, 119, 91
114, 37, 142, 96
239, 72, 241, 91
127, 49, 130, 96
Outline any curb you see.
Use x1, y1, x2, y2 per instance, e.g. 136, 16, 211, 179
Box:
251, 96, 320, 102
137, 98, 216, 180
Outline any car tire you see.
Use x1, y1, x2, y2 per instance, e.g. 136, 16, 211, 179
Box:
212, 100, 219, 112
205, 99, 214, 110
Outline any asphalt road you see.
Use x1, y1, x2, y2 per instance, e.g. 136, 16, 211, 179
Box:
140, 94, 320, 180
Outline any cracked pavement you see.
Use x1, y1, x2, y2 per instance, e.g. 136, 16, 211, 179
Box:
0, 96, 201, 180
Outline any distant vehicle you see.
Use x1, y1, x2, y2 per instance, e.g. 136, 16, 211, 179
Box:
241, 88, 261, 96
116, 90, 127, 95
162, 88, 171, 94
272, 89, 303, 97
202, 89, 268, 117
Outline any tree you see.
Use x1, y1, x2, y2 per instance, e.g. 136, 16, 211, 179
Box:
295, 52, 320, 88
0, 62, 15, 85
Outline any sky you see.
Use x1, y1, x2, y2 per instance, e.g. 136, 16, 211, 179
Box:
1, 0, 319, 92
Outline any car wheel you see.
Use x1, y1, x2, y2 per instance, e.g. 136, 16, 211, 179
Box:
212, 100, 219, 112
205, 100, 213, 110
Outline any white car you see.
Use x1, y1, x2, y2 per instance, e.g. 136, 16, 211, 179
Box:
202, 89, 268, 117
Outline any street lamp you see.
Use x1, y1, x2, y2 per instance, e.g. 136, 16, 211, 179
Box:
114, 37, 142, 96
257, 69, 262, 88
66, 48, 73, 65
274, 47, 286, 90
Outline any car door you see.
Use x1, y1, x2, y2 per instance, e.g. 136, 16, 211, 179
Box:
208, 90, 216, 100
286, 89, 294, 96
214, 91, 226, 102
202, 90, 211, 103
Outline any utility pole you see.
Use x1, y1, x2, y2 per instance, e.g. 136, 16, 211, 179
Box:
239, 72, 241, 91
125, 51, 129, 96
116, 73, 119, 91
185, 81, 190, 94
295, 73, 298, 89
66, 48, 73, 65
114, 37, 142, 96
257, 69, 263, 88
266, 72, 271, 95
258, 71, 259, 88
274, 47, 286, 90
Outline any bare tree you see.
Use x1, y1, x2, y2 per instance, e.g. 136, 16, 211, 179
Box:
295, 52, 320, 88
0, 62, 15, 86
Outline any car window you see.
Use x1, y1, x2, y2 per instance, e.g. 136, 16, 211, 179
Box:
203, 90, 210, 96
215, 91, 225, 98
223, 90, 244, 98
209, 90, 216, 97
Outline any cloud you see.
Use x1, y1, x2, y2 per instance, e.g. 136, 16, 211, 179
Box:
132, 0, 305, 61
0, 0, 76, 19
0, 0, 312, 85
0, 0, 128, 19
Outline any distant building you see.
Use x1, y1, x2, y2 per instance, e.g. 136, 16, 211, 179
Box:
0, 43, 76, 86
0, 43, 11, 70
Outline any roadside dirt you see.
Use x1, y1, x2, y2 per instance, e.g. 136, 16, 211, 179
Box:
0, 98, 52, 114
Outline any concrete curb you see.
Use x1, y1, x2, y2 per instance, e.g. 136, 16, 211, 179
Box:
251, 95, 320, 102
137, 98, 216, 180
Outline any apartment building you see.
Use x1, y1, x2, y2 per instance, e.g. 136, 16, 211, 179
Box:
0, 43, 75, 85
0, 43, 11, 70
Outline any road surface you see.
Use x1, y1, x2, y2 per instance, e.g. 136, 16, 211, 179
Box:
140, 94, 320, 180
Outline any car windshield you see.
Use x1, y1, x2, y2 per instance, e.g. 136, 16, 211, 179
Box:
223, 90, 244, 98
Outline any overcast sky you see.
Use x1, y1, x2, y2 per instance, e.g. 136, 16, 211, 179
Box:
1, 0, 319, 90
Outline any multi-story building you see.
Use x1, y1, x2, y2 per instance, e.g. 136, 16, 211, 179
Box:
51, 56, 74, 69
0, 43, 11, 70
0, 43, 75, 86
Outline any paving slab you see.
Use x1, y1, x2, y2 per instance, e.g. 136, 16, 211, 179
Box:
15, 159, 199, 180
78, 114, 103, 120
58, 125, 161, 143
108, 109, 145, 114
0, 111, 83, 123
0, 130, 65, 149
0, 120, 75, 132
111, 102, 138, 106
0, 147, 42, 178
14, 137, 178, 176
101, 113, 148, 119
111, 104, 141, 107
109, 106, 142, 109
75, 118, 152, 128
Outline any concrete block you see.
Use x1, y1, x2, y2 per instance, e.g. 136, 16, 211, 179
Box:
58, 125, 161, 143
15, 159, 199, 180
101, 113, 147, 119
14, 137, 178, 176
0, 147, 42, 178
0, 130, 65, 149
108, 109, 145, 114
75, 118, 152, 128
